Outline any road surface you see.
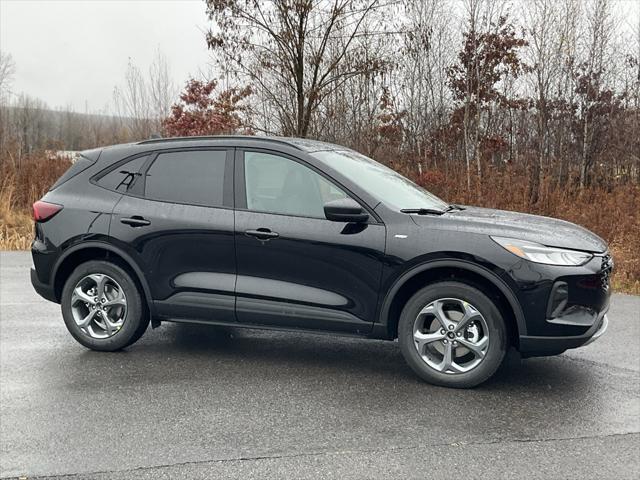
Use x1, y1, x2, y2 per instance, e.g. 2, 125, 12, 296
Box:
1, 251, 638, 479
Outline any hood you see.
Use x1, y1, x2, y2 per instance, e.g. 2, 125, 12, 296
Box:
410, 206, 608, 253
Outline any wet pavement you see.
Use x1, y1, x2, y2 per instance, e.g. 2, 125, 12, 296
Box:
1, 251, 639, 479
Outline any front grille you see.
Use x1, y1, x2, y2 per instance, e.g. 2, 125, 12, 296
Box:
600, 254, 613, 291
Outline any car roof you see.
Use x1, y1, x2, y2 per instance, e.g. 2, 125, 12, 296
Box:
134, 135, 345, 153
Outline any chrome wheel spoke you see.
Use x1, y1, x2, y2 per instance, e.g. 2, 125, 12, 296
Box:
77, 309, 97, 328
434, 300, 454, 330
454, 302, 482, 333
102, 316, 120, 336
414, 331, 446, 350
437, 342, 462, 373
104, 290, 126, 308
71, 287, 95, 306
457, 336, 488, 358
421, 300, 454, 331
89, 274, 107, 298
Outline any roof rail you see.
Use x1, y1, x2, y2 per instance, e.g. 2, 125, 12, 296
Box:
136, 135, 303, 150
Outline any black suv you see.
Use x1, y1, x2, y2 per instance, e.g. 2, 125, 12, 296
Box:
31, 136, 612, 387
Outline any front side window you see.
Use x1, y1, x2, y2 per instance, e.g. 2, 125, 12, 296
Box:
145, 150, 226, 206
97, 155, 149, 193
244, 151, 349, 218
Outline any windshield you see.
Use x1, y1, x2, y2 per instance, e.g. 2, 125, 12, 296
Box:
311, 149, 449, 211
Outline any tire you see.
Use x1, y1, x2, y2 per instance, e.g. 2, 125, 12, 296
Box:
123, 315, 149, 348
398, 281, 507, 388
61, 260, 149, 351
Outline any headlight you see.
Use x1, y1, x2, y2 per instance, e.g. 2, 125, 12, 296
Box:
491, 236, 593, 266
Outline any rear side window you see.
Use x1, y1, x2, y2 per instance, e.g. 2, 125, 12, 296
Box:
97, 155, 149, 192
144, 150, 226, 206
49, 156, 95, 191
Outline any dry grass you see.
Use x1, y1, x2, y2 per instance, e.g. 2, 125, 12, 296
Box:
1, 151, 638, 294
1, 152, 71, 250
0, 192, 33, 250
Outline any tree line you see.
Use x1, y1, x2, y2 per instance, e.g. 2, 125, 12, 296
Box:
2, 0, 639, 203
202, 0, 639, 197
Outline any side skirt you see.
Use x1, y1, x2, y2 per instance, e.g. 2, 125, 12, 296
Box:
156, 316, 385, 340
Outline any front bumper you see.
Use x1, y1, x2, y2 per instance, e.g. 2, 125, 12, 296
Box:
582, 314, 608, 346
507, 249, 612, 357
519, 312, 609, 358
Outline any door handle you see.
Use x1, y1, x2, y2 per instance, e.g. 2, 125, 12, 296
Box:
245, 228, 279, 240
120, 216, 151, 227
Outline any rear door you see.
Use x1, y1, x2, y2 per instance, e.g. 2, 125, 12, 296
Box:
234, 149, 386, 334
106, 148, 236, 323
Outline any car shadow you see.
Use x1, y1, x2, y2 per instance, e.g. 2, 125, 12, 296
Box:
64, 321, 633, 441
127, 322, 601, 395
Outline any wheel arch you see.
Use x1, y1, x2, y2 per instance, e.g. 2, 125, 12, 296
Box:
377, 259, 526, 345
52, 241, 155, 318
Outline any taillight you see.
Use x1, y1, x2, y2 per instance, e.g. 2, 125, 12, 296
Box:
32, 201, 63, 222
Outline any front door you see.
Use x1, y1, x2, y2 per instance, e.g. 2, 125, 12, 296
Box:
234, 149, 386, 334
108, 148, 236, 323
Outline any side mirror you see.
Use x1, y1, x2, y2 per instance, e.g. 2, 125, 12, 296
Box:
324, 198, 369, 223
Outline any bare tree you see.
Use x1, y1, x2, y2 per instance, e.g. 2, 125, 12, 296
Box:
205, 0, 390, 137
113, 59, 153, 139
398, 0, 455, 171
149, 49, 178, 122
575, 0, 616, 187
112, 51, 177, 139
0, 51, 15, 98
524, 0, 568, 203
448, 1, 528, 189
13, 94, 48, 158
0, 51, 17, 153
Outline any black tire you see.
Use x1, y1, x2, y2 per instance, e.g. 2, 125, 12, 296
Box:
123, 311, 150, 348
61, 260, 149, 351
398, 281, 507, 388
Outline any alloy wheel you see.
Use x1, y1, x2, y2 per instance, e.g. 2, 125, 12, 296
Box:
413, 298, 490, 374
70, 274, 127, 339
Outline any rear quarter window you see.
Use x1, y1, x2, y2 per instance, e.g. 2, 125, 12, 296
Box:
96, 155, 150, 193
49, 156, 96, 191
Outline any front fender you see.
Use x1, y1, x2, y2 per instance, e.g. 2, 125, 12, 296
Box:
374, 258, 527, 339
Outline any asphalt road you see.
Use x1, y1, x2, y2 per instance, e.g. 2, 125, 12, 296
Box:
1, 251, 639, 479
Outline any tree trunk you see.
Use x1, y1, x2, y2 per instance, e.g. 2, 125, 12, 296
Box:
580, 108, 589, 188
463, 102, 472, 191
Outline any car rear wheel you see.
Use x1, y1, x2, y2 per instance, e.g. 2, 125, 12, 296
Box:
61, 260, 148, 351
398, 281, 507, 388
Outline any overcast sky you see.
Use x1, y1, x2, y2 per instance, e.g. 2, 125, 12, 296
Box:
0, 0, 211, 112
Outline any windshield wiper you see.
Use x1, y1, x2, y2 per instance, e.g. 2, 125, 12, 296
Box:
446, 204, 466, 211
400, 208, 446, 215
401, 204, 465, 215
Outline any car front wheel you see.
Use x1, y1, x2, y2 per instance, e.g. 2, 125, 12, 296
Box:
398, 281, 507, 388
61, 260, 148, 351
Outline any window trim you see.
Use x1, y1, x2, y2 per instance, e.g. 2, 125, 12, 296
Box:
234, 147, 381, 223
92, 147, 234, 209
